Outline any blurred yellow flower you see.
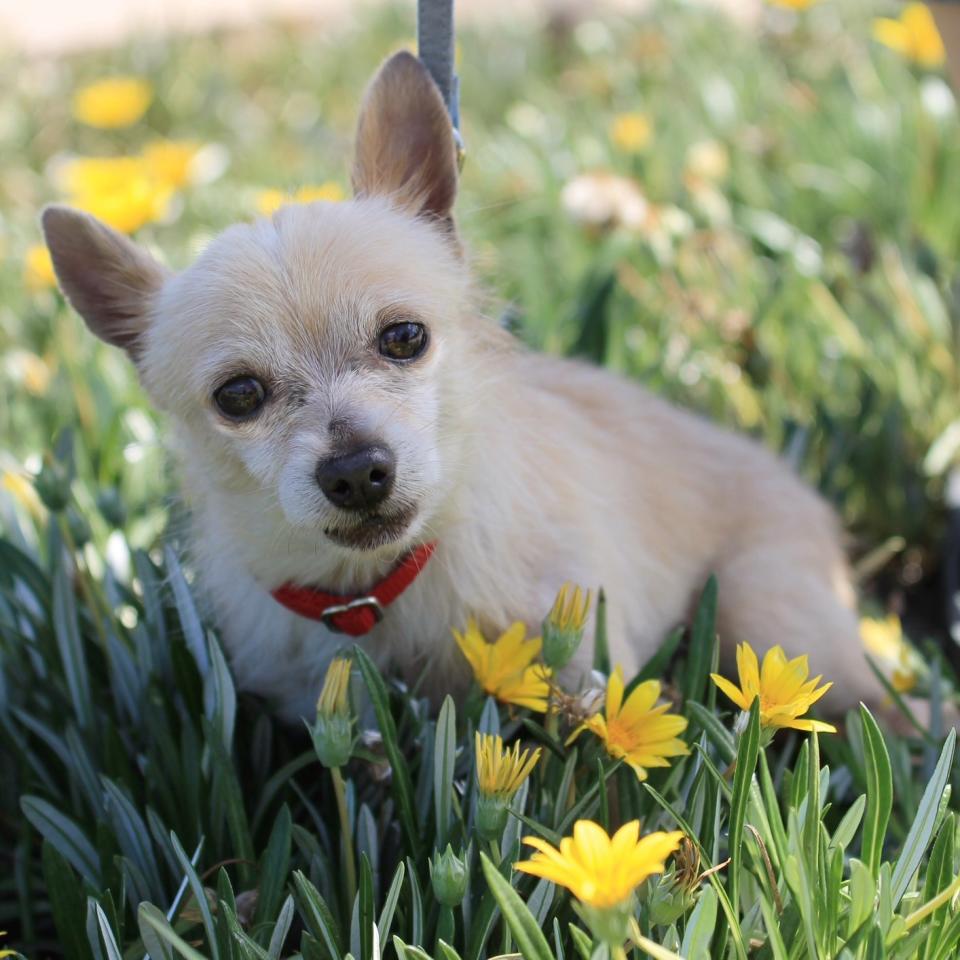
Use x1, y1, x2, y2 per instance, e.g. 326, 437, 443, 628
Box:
711, 642, 836, 733
72, 76, 153, 128
610, 112, 652, 153
142, 140, 201, 189
1, 472, 44, 519
861, 614, 918, 694
515, 820, 683, 910
873, 4, 945, 68
475, 732, 541, 799
256, 182, 346, 216
60, 156, 172, 233
73, 178, 172, 234
24, 245, 56, 291
567, 666, 689, 780
453, 618, 552, 712
765, 0, 819, 9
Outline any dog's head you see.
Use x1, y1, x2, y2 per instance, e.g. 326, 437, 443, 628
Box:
42, 53, 490, 563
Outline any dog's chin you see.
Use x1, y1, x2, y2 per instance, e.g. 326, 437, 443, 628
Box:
323, 506, 417, 552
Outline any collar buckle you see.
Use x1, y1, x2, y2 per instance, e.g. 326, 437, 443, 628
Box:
320, 595, 385, 633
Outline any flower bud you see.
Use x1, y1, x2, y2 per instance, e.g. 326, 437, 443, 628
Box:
430, 844, 467, 906
66, 508, 91, 548
542, 583, 591, 670
34, 458, 70, 512
310, 715, 354, 769
475, 792, 510, 841
96, 487, 127, 528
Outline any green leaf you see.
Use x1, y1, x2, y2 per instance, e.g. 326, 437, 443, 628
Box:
42, 841, 93, 960
479, 853, 555, 960
377, 861, 405, 947
254, 804, 292, 932
434, 695, 457, 851
830, 794, 866, 853
138, 903, 208, 960
165, 546, 209, 676
294, 870, 344, 960
354, 647, 421, 857
682, 576, 717, 706
680, 886, 717, 959
727, 697, 760, 916
860, 705, 893, 879
92, 902, 123, 960
52, 561, 93, 730
592, 588, 609, 673
267, 896, 296, 960
891, 729, 956, 906
359, 853, 375, 960
171, 829, 221, 960
20, 795, 99, 886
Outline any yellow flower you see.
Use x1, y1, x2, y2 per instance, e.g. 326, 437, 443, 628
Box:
548, 583, 592, 632
568, 666, 688, 780
476, 732, 541, 798
1, 471, 44, 519
0, 931, 15, 959
59, 156, 172, 234
24, 245, 56, 291
765, 0, 819, 10
72, 76, 153, 128
873, 4, 945, 68
711, 642, 836, 733
317, 656, 351, 717
861, 614, 918, 694
610, 112, 652, 153
453, 619, 552, 712
256, 182, 346, 216
515, 820, 683, 910
141, 140, 201, 189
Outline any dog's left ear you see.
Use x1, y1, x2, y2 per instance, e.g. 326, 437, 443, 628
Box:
352, 51, 459, 225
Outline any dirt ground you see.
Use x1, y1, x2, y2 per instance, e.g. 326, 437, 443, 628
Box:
1, 0, 758, 56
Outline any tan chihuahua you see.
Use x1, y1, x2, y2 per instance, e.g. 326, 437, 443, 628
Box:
41, 52, 884, 720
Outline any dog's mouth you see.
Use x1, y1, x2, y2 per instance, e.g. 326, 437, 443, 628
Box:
324, 506, 416, 550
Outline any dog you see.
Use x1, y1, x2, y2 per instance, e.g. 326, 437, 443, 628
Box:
41, 51, 886, 722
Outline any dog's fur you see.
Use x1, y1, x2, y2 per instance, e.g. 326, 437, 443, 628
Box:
42, 52, 886, 721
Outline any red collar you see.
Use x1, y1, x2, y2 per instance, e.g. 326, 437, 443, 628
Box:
270, 542, 437, 637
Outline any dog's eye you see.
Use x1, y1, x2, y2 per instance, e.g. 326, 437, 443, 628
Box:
214, 376, 266, 419
379, 321, 427, 362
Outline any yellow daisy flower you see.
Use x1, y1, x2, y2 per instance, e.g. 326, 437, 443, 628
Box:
861, 614, 918, 694
141, 139, 201, 190
515, 819, 683, 910
475, 732, 541, 798
453, 619, 552, 712
711, 642, 836, 734
24, 245, 56, 291
873, 3, 945, 68
256, 182, 346, 216
72, 76, 153, 128
567, 666, 689, 780
610, 112, 653, 153
59, 156, 172, 234
317, 656, 351, 718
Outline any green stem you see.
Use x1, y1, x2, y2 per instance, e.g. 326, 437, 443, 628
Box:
331, 766, 357, 910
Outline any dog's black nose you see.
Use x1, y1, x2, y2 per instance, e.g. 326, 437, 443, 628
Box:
317, 445, 396, 510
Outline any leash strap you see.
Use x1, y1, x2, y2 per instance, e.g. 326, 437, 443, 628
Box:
417, 0, 464, 166
271, 542, 438, 636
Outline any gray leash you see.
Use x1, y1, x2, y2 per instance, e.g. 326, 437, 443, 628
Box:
417, 0, 465, 168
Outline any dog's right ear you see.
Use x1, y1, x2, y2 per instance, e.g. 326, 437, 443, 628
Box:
40, 205, 168, 361
352, 51, 459, 224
